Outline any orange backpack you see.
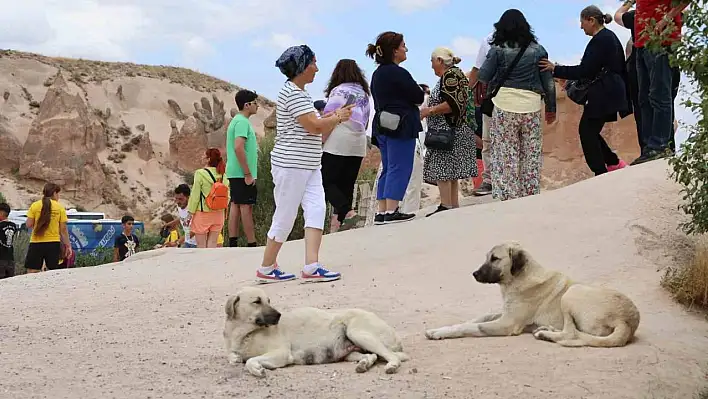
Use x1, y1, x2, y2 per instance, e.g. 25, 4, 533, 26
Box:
201, 168, 229, 211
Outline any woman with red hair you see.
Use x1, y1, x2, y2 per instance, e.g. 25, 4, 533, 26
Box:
187, 148, 230, 248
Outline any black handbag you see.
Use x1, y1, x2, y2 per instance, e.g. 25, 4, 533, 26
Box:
424, 125, 455, 151
565, 69, 605, 105
480, 44, 529, 117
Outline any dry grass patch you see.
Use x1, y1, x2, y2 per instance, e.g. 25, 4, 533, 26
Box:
661, 236, 708, 310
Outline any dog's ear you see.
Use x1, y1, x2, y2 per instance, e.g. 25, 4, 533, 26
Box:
225, 295, 240, 319
509, 245, 527, 276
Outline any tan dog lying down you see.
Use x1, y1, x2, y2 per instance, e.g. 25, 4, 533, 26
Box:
223, 287, 409, 377
425, 242, 641, 347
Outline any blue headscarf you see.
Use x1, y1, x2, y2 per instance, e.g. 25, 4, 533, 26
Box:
275, 45, 315, 79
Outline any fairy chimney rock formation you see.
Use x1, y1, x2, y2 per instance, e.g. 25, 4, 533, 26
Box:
18, 72, 114, 205
0, 116, 22, 170
264, 109, 276, 137
136, 132, 154, 161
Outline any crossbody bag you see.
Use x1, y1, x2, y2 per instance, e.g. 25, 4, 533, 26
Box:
480, 44, 529, 117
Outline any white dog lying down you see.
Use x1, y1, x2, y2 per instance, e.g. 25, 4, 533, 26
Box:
425, 242, 641, 347
223, 287, 409, 377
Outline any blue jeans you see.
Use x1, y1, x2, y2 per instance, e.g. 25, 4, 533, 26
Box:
636, 47, 674, 153
375, 134, 415, 202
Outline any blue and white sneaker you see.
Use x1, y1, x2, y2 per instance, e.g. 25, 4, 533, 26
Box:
256, 265, 296, 284
300, 265, 341, 283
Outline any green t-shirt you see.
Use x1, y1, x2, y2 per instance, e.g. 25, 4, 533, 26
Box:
226, 114, 258, 179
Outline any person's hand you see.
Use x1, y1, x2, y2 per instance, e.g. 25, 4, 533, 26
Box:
335, 105, 354, 122
64, 245, 73, 259
545, 112, 557, 124
539, 58, 555, 73
420, 107, 431, 119
244, 175, 255, 186
655, 17, 670, 33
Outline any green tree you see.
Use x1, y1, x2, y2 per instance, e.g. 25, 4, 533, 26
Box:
645, 1, 708, 234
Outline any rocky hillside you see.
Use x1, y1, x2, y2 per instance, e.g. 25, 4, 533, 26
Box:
0, 49, 275, 223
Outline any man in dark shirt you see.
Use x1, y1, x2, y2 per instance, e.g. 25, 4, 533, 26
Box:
113, 215, 140, 262
0, 203, 18, 279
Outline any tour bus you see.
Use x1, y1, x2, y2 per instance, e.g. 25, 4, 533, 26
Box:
9, 209, 144, 254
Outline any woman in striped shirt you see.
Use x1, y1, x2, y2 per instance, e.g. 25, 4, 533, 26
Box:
256, 44, 353, 285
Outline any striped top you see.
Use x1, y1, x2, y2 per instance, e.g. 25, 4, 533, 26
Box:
272, 81, 321, 170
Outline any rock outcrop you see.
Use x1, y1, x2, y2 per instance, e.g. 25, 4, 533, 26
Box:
168, 95, 236, 171
136, 132, 154, 161
18, 73, 117, 206
264, 109, 276, 138
0, 116, 22, 171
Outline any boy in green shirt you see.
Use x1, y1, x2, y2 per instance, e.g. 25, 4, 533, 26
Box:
226, 89, 259, 247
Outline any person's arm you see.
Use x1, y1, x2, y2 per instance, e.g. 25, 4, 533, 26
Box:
395, 68, 425, 105
113, 237, 120, 262
539, 46, 557, 114
234, 137, 251, 174
547, 39, 603, 81
186, 170, 203, 214
25, 203, 36, 229
656, 1, 690, 32
59, 207, 71, 257
469, 37, 491, 87
614, 0, 635, 27
477, 47, 499, 84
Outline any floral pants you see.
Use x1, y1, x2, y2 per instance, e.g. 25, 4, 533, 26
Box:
488, 107, 543, 201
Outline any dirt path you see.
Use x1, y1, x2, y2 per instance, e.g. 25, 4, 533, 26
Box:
1, 160, 707, 399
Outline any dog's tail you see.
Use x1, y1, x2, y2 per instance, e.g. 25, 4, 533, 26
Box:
558, 322, 636, 348
395, 352, 410, 362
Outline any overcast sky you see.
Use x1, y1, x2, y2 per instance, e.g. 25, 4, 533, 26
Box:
0, 0, 697, 148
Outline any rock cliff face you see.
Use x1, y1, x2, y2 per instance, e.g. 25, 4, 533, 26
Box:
168, 94, 237, 171
0, 49, 274, 218
18, 73, 118, 207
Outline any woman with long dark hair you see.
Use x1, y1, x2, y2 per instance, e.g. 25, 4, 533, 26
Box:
366, 31, 425, 225
24, 183, 71, 272
478, 8, 556, 201
187, 148, 229, 248
540, 5, 630, 176
321, 59, 371, 232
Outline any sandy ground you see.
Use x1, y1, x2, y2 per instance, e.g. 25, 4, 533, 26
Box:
1, 159, 708, 399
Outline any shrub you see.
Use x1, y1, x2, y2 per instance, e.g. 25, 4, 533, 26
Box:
645, 1, 708, 235
0, 191, 6, 204
661, 237, 708, 310
223, 133, 307, 246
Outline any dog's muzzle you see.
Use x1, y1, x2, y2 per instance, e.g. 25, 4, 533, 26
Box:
255, 309, 282, 327
473, 264, 501, 284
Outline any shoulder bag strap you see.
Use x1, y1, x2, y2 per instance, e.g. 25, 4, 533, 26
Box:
489, 44, 529, 99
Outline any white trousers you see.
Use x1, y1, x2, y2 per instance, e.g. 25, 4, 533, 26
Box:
267, 165, 326, 243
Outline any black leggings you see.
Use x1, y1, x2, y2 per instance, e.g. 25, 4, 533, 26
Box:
578, 113, 620, 176
321, 152, 363, 223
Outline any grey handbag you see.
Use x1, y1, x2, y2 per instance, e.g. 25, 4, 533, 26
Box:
379, 111, 401, 131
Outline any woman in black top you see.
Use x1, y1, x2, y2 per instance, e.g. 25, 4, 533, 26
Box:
540, 5, 631, 176
366, 31, 425, 225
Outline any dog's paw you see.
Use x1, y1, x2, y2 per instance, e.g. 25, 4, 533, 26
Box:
384, 361, 401, 374
245, 359, 266, 378
532, 326, 557, 335
355, 359, 370, 373
533, 330, 554, 342
227, 352, 243, 365
425, 329, 445, 340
